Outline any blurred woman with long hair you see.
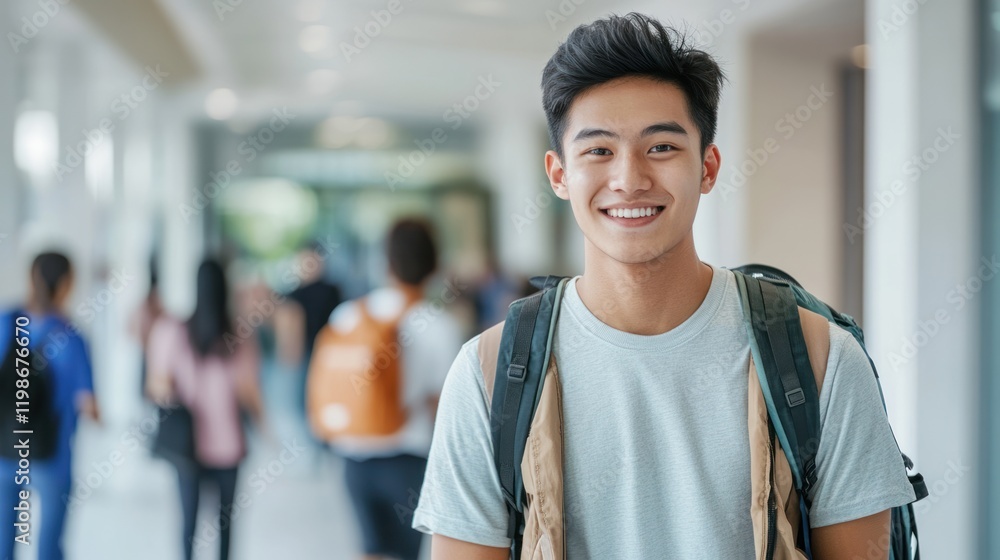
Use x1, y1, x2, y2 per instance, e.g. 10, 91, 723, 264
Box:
0, 251, 99, 560
147, 258, 263, 560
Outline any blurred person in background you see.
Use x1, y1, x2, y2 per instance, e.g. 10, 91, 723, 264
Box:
129, 258, 164, 399
147, 258, 264, 560
274, 240, 343, 424
0, 251, 100, 560
307, 219, 462, 560
471, 255, 522, 333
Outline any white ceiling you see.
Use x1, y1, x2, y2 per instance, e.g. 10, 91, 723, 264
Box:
8, 0, 864, 122
159, 0, 625, 119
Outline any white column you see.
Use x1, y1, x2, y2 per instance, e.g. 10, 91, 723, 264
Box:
101, 90, 159, 422
865, 0, 920, 458
158, 96, 200, 316
479, 108, 554, 277
912, 0, 979, 556
867, 0, 979, 556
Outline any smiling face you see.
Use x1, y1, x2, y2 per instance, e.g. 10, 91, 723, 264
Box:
545, 76, 721, 266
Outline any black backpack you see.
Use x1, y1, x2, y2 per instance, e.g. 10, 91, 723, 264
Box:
0, 312, 62, 460
490, 266, 927, 559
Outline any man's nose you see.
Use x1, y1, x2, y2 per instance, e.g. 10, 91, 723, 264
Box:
608, 151, 653, 194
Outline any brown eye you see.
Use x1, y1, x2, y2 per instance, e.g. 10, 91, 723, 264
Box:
650, 144, 675, 153
587, 148, 612, 156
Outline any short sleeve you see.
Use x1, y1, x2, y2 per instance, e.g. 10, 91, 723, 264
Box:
65, 333, 94, 395
146, 317, 180, 382
808, 326, 917, 527
36, 317, 94, 397
401, 305, 464, 405
411, 338, 511, 547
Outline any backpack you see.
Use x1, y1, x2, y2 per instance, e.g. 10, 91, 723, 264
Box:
305, 294, 417, 441
0, 311, 62, 460
488, 266, 928, 559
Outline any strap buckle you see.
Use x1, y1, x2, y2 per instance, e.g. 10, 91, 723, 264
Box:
785, 388, 806, 407
507, 363, 526, 381
751, 272, 789, 288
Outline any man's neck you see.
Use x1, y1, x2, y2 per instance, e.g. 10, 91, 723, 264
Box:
390, 278, 425, 303
575, 235, 715, 336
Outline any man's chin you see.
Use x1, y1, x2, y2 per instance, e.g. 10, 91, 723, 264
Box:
598, 244, 672, 267
582, 226, 683, 267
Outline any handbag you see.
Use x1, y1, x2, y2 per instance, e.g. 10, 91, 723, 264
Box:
151, 402, 196, 467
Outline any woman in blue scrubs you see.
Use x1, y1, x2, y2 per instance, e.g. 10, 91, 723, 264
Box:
0, 252, 99, 560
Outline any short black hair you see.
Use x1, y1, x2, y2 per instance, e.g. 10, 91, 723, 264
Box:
541, 13, 725, 157
30, 251, 72, 311
387, 218, 438, 286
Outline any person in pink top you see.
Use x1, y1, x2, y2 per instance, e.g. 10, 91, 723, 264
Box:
147, 258, 264, 560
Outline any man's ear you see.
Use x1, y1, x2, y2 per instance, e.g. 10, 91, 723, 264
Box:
700, 144, 722, 195
545, 150, 570, 201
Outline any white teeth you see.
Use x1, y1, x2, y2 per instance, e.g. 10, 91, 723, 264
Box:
608, 207, 658, 219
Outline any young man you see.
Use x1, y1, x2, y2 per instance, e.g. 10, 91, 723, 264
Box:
319, 219, 463, 560
412, 13, 916, 559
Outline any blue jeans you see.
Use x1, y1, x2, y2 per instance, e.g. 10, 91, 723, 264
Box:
0, 452, 73, 560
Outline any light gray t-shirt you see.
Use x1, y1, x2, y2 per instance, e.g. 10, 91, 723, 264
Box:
413, 267, 915, 557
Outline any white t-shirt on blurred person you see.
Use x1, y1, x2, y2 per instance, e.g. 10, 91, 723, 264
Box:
326, 287, 464, 460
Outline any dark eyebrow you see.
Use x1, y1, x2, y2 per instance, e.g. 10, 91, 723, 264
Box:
642, 121, 687, 137
571, 128, 620, 142
571, 122, 688, 143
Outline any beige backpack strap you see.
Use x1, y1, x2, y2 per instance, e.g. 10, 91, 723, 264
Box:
751, 308, 833, 560
477, 321, 505, 407
796, 307, 831, 394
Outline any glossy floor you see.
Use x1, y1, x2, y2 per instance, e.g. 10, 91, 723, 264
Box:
23, 366, 431, 560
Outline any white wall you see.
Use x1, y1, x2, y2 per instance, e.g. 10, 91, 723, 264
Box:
0, 35, 21, 305
694, 12, 751, 268
742, 39, 845, 306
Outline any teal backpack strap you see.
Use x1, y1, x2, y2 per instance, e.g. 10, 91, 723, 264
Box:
734, 265, 928, 559
733, 270, 822, 502
490, 275, 568, 558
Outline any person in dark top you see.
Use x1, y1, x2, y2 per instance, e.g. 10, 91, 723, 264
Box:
287, 276, 341, 361
274, 240, 343, 416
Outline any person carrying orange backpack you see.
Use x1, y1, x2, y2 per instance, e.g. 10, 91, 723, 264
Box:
307, 218, 463, 560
